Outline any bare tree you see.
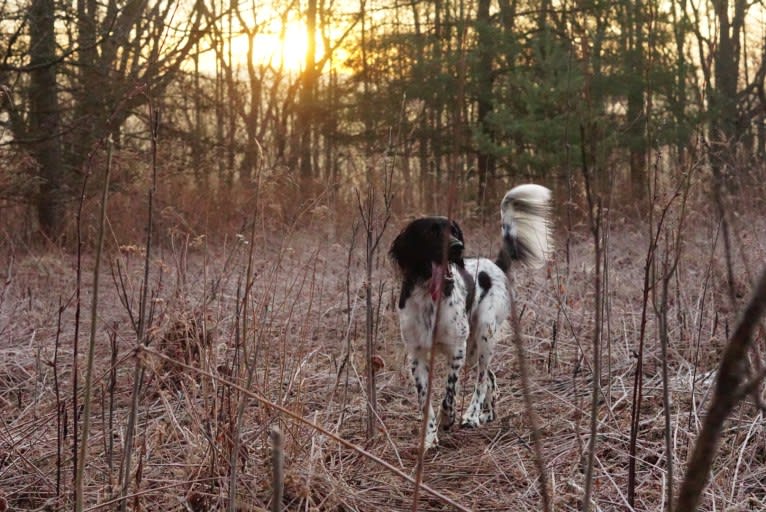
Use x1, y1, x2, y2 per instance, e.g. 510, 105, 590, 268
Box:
3, 0, 207, 237
28, 0, 63, 236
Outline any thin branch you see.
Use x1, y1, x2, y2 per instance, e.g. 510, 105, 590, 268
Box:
140, 345, 473, 512
510, 276, 552, 512
675, 268, 766, 511
74, 135, 113, 512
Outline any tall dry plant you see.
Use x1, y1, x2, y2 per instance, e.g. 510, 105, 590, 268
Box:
118, 104, 160, 511
651, 169, 691, 512
627, 168, 689, 506
509, 275, 552, 512
356, 177, 392, 439
579, 125, 605, 512
675, 268, 766, 510
141, 346, 472, 511
74, 135, 113, 511
226, 214, 260, 512
356, 126, 397, 440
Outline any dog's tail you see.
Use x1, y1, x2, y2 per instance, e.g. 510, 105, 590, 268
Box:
495, 184, 552, 273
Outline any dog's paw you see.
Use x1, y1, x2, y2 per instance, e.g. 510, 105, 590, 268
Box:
460, 415, 480, 429
425, 431, 440, 450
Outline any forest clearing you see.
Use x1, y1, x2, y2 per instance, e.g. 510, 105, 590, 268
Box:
3, 0, 766, 509
2, 181, 766, 510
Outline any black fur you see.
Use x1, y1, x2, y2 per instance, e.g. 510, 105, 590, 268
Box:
390, 217, 466, 309
477, 270, 492, 303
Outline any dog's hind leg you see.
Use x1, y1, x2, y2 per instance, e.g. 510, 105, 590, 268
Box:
461, 322, 497, 428
480, 368, 497, 423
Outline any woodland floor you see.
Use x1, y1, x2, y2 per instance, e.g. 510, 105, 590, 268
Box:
1, 201, 766, 511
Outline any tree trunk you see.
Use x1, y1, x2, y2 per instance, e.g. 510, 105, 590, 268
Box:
299, 0, 318, 184
476, 0, 496, 211
626, 0, 647, 201
29, 0, 64, 237
710, 0, 746, 190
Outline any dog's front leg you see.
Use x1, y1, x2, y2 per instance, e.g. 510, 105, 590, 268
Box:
411, 357, 439, 449
440, 347, 465, 431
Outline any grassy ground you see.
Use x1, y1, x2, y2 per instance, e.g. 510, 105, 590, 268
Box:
1, 192, 765, 511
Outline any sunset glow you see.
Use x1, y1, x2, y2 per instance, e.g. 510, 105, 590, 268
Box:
249, 22, 312, 72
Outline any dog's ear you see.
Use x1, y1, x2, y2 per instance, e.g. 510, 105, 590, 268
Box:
450, 220, 464, 244
389, 230, 405, 267
390, 226, 416, 273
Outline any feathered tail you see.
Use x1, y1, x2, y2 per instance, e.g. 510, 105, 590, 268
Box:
495, 184, 553, 273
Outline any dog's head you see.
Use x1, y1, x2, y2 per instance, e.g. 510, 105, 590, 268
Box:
389, 216, 465, 282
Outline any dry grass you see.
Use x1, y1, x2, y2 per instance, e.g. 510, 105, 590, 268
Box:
1, 194, 766, 511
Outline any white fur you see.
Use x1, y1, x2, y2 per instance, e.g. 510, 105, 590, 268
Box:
395, 184, 552, 449
500, 184, 553, 268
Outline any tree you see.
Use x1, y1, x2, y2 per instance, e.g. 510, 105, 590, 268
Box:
2, 0, 206, 238
475, 0, 496, 208
28, 0, 63, 236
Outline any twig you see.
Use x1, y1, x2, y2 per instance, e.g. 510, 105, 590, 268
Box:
53, 299, 64, 499
580, 123, 603, 512
270, 427, 284, 512
72, 141, 89, 504
411, 184, 457, 512
651, 169, 691, 512
509, 275, 552, 512
227, 212, 259, 512
119, 104, 160, 512
74, 134, 113, 512
140, 345, 473, 512
411, 289, 442, 512
628, 186, 680, 506
675, 268, 766, 511
356, 161, 393, 439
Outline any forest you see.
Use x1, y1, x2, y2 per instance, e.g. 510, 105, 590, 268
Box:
1, 0, 766, 510
1, 0, 764, 234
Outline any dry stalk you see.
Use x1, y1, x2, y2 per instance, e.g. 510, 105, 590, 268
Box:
656, 234, 678, 512
119, 105, 160, 511
411, 291, 441, 512
270, 426, 284, 512
410, 183, 458, 512
509, 274, 552, 512
580, 124, 603, 512
675, 268, 766, 511
227, 214, 259, 512
627, 185, 679, 506
53, 299, 64, 499
355, 165, 393, 439
106, 326, 118, 496
687, 221, 720, 434
74, 135, 113, 512
72, 138, 89, 498
141, 345, 472, 512
653, 174, 690, 512
336, 221, 360, 428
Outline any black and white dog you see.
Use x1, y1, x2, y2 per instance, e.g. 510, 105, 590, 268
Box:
389, 184, 552, 449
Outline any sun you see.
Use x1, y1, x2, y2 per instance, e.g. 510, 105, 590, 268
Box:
225, 19, 317, 74
203, 15, 349, 76
250, 22, 311, 72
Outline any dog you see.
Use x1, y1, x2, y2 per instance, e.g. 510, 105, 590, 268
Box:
389, 184, 552, 449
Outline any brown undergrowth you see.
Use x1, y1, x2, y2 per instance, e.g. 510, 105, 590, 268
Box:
1, 197, 765, 511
